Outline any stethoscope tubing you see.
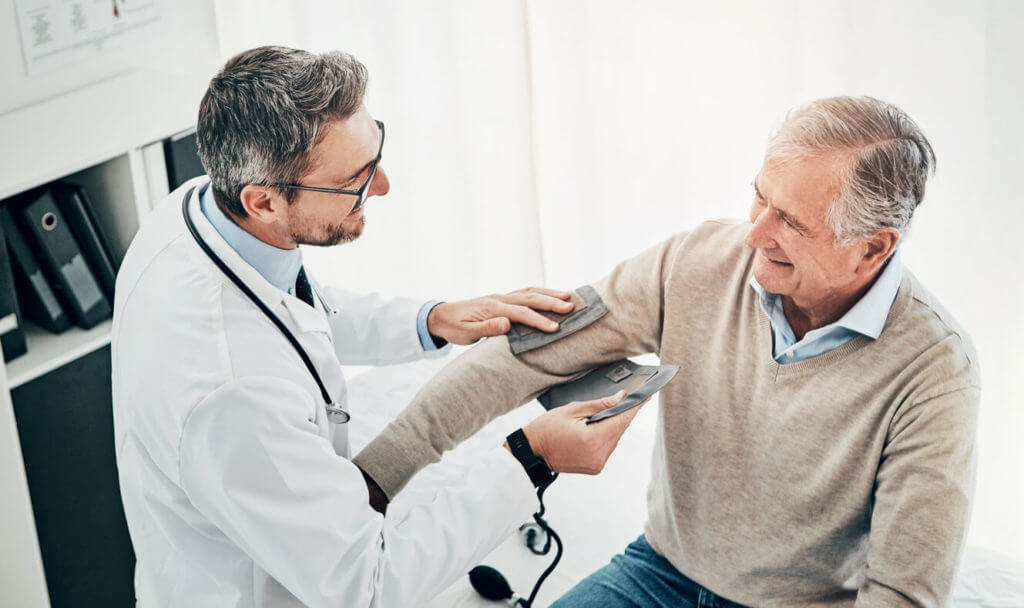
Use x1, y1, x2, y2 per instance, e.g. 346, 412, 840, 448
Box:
181, 186, 351, 424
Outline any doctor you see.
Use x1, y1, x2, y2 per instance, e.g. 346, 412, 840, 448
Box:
111, 45, 642, 608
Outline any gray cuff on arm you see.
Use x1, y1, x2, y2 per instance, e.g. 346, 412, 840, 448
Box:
506, 285, 608, 354
354, 263, 665, 498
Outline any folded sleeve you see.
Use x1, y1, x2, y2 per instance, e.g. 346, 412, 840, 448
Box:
323, 287, 451, 366
854, 385, 980, 607
179, 376, 536, 608
354, 233, 687, 498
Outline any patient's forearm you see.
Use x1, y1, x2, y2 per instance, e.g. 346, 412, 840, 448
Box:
353, 336, 574, 499
354, 236, 681, 499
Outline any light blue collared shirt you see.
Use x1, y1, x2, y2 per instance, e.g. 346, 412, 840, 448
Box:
749, 249, 903, 363
199, 183, 441, 350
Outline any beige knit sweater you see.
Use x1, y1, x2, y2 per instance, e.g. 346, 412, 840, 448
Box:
355, 220, 980, 607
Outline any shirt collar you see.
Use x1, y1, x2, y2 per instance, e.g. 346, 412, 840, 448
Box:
749, 248, 903, 340
833, 248, 903, 339
199, 182, 303, 293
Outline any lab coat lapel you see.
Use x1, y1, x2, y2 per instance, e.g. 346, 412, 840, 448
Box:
281, 293, 332, 337
187, 184, 333, 337
186, 184, 285, 314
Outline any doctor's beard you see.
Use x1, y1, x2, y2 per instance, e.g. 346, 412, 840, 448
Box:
296, 215, 365, 247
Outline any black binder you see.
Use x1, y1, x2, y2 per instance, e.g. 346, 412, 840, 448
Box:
51, 183, 117, 300
0, 205, 71, 334
15, 190, 111, 329
164, 131, 205, 190
0, 215, 28, 361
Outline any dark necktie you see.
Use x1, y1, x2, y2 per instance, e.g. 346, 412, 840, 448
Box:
294, 266, 314, 307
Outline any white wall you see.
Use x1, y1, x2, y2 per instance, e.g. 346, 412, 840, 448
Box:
216, 0, 548, 301
0, 0, 221, 114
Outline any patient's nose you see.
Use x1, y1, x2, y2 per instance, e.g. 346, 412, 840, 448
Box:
745, 207, 776, 249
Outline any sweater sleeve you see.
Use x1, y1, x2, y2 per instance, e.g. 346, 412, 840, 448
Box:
854, 385, 980, 607
354, 234, 685, 498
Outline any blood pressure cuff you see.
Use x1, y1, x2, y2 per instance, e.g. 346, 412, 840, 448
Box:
538, 359, 679, 423
506, 285, 609, 355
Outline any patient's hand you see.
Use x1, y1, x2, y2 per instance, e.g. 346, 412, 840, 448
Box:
427, 287, 574, 346
358, 466, 390, 515
520, 391, 648, 475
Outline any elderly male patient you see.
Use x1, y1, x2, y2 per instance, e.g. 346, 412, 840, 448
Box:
354, 97, 979, 607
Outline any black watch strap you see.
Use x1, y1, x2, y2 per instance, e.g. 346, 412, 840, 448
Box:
506, 428, 554, 489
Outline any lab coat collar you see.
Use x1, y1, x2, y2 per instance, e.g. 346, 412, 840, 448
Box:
186, 180, 330, 336
199, 185, 303, 293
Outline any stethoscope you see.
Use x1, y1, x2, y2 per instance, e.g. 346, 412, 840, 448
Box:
181, 185, 351, 424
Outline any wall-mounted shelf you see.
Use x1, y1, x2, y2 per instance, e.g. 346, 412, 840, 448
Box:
5, 321, 114, 390
2, 145, 154, 390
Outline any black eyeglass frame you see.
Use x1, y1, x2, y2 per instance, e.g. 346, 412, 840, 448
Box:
274, 120, 385, 211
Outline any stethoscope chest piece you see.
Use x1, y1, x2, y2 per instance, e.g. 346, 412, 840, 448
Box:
325, 403, 351, 425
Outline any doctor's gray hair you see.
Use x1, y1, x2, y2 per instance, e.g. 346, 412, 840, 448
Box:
197, 46, 368, 217
765, 96, 936, 246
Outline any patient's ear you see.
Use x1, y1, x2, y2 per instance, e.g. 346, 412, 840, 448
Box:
858, 228, 899, 275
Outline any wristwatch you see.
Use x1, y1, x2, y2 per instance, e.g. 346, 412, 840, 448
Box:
506, 428, 555, 489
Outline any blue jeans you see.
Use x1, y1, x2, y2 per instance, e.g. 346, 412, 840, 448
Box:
549, 535, 747, 608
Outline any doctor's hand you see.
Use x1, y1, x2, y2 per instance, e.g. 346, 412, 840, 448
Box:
519, 391, 648, 476
427, 287, 575, 346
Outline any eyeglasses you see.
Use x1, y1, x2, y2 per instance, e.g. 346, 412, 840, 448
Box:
275, 120, 385, 212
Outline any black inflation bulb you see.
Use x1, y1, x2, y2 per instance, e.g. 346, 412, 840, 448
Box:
469, 565, 514, 601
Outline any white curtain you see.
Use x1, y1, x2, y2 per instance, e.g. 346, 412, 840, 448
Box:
215, 0, 546, 300
215, 0, 1024, 562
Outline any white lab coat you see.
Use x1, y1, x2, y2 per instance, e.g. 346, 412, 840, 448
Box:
111, 177, 538, 607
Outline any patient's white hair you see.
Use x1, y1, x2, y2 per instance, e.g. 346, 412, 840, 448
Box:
766, 96, 936, 245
